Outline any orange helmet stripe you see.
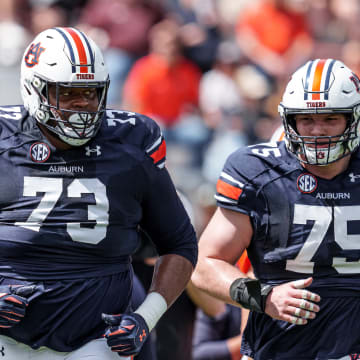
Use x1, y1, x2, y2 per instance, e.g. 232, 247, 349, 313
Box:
64, 28, 88, 74
311, 59, 326, 100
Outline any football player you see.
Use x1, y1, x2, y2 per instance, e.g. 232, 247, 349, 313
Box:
191, 58, 360, 359
0, 27, 197, 359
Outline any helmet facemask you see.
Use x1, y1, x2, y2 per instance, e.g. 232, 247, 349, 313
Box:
280, 109, 360, 165
32, 78, 109, 146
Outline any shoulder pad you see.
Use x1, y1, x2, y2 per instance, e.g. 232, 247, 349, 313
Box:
225, 142, 284, 178
215, 142, 293, 205
0, 105, 26, 138
104, 109, 166, 169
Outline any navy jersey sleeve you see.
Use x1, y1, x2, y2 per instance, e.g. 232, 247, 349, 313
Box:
137, 114, 167, 170
0, 105, 26, 138
109, 110, 167, 169
124, 112, 198, 267
139, 164, 198, 268
215, 147, 264, 216
214, 144, 293, 262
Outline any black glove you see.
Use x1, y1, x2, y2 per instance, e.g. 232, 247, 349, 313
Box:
0, 285, 36, 328
102, 312, 150, 357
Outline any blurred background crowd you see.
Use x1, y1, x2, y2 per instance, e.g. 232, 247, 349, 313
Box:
1, 0, 360, 358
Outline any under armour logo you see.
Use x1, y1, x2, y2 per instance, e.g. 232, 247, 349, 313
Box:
349, 172, 360, 182
0, 346, 5, 356
139, 330, 147, 342
85, 145, 101, 156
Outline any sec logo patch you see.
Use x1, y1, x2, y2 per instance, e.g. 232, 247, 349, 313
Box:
30, 142, 51, 163
297, 173, 317, 193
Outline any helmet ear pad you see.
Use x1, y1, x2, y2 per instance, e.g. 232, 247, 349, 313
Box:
20, 27, 110, 147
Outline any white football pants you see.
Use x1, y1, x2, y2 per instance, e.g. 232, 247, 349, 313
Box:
0, 335, 133, 359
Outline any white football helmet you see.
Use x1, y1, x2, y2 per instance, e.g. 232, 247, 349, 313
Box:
20, 27, 110, 146
278, 58, 360, 165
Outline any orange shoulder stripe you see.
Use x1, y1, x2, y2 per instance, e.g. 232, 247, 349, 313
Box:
216, 179, 242, 200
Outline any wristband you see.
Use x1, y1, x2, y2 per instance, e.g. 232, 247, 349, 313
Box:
134, 292, 168, 331
229, 278, 273, 313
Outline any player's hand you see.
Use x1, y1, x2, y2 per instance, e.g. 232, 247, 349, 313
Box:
0, 285, 37, 328
264, 277, 321, 325
102, 312, 149, 356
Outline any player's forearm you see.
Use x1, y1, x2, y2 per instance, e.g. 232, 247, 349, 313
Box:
192, 256, 245, 307
186, 280, 226, 317
149, 253, 194, 307
133, 254, 193, 332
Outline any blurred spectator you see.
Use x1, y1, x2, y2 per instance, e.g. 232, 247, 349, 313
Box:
329, 0, 360, 40
0, 0, 30, 67
12, 0, 86, 32
201, 109, 248, 185
168, 0, 222, 72
252, 112, 282, 143
235, 0, 313, 79
233, 63, 278, 144
0, 0, 18, 21
0, 21, 29, 67
29, 2, 67, 35
122, 18, 200, 128
234, 64, 272, 103
198, 39, 249, 185
199, 40, 244, 129
52, 0, 89, 25
216, 0, 251, 34
122, 18, 209, 166
341, 40, 360, 77
305, 0, 360, 59
200, 44, 274, 186
0, 0, 31, 105
78, 0, 164, 106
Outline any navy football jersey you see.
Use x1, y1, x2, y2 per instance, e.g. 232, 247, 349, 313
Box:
216, 141, 360, 359
0, 105, 197, 351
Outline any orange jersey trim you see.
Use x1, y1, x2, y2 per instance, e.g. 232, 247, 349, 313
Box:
150, 140, 166, 163
216, 179, 242, 200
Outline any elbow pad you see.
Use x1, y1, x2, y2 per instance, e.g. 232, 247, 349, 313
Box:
229, 278, 273, 313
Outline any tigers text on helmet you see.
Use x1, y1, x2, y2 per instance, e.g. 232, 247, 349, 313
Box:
20, 27, 110, 146
278, 58, 360, 165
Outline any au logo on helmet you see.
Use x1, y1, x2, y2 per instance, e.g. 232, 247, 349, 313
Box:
24, 42, 45, 68
350, 73, 360, 93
